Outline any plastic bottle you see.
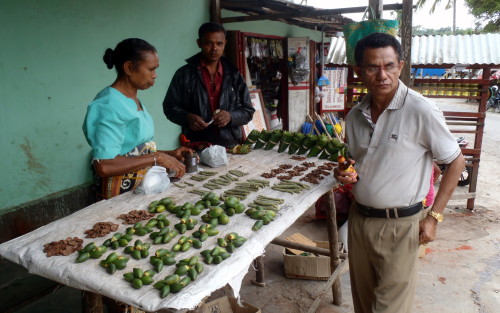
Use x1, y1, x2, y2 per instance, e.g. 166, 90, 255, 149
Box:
337, 155, 358, 180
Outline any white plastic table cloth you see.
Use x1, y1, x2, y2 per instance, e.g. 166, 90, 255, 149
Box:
0, 149, 338, 312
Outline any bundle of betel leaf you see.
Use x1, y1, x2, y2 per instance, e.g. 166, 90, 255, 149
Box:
253, 130, 272, 149
306, 134, 329, 157
287, 132, 305, 154
327, 142, 349, 161
319, 137, 346, 159
297, 134, 318, 155
264, 129, 283, 150
277, 131, 293, 153
228, 144, 251, 154
243, 129, 260, 145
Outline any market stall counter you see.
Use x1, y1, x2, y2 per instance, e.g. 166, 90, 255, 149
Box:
0, 149, 342, 312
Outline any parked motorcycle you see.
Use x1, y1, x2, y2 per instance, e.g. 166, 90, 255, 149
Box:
438, 137, 472, 186
486, 85, 500, 113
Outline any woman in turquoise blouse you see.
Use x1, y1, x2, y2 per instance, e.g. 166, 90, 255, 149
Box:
83, 38, 191, 200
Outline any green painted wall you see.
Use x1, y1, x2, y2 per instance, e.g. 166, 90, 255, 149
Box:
0, 0, 209, 211
222, 9, 325, 42
0, 2, 320, 213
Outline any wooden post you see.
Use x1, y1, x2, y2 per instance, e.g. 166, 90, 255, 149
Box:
400, 0, 413, 86
251, 256, 266, 287
210, 0, 221, 24
467, 67, 490, 209
325, 190, 341, 305
82, 291, 104, 313
369, 0, 383, 18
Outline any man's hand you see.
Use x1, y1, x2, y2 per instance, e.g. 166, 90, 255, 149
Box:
419, 215, 438, 245
333, 158, 358, 184
187, 113, 208, 131
213, 110, 231, 128
155, 152, 186, 178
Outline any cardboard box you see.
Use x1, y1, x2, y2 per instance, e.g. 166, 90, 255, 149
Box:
282, 233, 341, 281
200, 296, 261, 313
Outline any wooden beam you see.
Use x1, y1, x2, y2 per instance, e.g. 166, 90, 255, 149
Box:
210, 0, 222, 24
271, 237, 347, 259
400, 0, 413, 86
222, 0, 309, 12
221, 4, 404, 23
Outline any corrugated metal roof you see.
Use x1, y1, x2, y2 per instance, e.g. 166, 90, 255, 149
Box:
326, 33, 500, 66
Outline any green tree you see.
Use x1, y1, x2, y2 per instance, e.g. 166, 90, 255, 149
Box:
464, 0, 500, 32
416, 0, 457, 33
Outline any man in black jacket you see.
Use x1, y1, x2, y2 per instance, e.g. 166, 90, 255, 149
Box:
163, 22, 255, 147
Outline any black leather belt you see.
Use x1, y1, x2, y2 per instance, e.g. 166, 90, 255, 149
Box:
355, 201, 423, 218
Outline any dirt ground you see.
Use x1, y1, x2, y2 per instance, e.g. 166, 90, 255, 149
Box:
237, 98, 500, 313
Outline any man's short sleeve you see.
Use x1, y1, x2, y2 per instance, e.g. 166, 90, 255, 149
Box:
423, 103, 461, 164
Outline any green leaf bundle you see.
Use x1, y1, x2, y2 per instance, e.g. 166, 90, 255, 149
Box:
306, 134, 329, 157
319, 138, 346, 159
277, 131, 293, 153
264, 130, 283, 150
287, 132, 305, 154
297, 134, 318, 155
327, 144, 349, 161
253, 130, 272, 150
243, 129, 261, 145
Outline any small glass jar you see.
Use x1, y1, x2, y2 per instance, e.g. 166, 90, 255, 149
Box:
184, 151, 198, 173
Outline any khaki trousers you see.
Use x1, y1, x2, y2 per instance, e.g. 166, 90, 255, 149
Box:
348, 202, 424, 313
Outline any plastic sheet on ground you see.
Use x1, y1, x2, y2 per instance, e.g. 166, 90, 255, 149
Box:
0, 149, 338, 312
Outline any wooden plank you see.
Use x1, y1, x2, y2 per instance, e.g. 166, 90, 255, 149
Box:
446, 122, 484, 126
414, 78, 490, 84
460, 148, 481, 156
443, 111, 485, 118
306, 260, 347, 313
221, 4, 404, 23
449, 130, 480, 134
450, 192, 476, 200
271, 237, 347, 259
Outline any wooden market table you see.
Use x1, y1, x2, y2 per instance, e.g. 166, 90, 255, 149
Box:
0, 149, 344, 312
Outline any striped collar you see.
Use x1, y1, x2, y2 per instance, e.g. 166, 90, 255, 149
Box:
357, 80, 409, 112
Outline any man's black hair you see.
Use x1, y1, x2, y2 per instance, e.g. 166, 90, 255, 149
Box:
354, 32, 402, 65
198, 22, 226, 39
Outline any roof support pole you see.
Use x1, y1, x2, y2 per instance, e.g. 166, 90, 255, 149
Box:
400, 0, 413, 86
210, 0, 221, 24
369, 0, 383, 18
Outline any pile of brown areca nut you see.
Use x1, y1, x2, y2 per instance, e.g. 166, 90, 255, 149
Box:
84, 222, 119, 238
118, 210, 155, 225
43, 237, 83, 257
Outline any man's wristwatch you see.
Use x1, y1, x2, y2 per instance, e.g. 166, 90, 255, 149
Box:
428, 210, 444, 223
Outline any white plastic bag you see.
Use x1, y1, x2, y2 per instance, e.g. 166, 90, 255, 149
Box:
200, 145, 228, 168
135, 166, 170, 195
339, 221, 348, 253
